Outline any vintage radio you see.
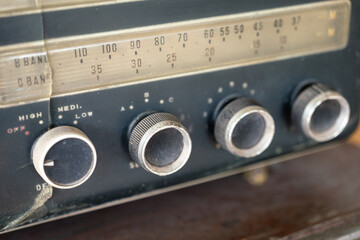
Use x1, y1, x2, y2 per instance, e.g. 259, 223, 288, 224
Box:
0, 0, 359, 233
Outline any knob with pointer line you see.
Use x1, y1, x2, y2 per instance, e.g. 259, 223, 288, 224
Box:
32, 126, 97, 189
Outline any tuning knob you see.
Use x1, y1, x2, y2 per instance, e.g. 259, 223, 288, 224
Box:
129, 112, 192, 176
214, 98, 275, 158
31, 126, 97, 189
292, 83, 350, 142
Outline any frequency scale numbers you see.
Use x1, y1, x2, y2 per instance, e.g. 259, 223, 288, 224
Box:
0, 0, 350, 106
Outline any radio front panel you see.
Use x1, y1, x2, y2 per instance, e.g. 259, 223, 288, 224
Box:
0, 0, 359, 233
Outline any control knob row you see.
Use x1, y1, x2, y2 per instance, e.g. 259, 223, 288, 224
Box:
31, 83, 350, 189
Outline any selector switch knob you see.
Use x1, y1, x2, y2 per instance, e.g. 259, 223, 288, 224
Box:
129, 112, 192, 176
214, 98, 275, 158
292, 83, 350, 142
32, 126, 97, 189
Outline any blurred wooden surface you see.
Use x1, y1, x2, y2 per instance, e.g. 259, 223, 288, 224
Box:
2, 143, 360, 239
348, 124, 360, 147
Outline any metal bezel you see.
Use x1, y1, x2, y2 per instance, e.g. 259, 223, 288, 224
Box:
224, 105, 275, 158
136, 121, 192, 176
301, 91, 350, 142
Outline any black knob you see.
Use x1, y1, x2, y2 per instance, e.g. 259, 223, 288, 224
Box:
32, 126, 97, 189
292, 84, 350, 142
129, 113, 192, 176
215, 98, 275, 158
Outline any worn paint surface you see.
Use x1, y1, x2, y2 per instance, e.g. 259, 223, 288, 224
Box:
2, 185, 52, 232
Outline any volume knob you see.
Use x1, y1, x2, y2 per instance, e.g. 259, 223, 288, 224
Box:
129, 113, 192, 176
214, 98, 275, 158
292, 83, 350, 142
32, 126, 97, 189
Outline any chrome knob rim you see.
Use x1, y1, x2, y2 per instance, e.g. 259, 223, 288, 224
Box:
292, 84, 350, 142
129, 113, 192, 176
31, 126, 97, 189
215, 98, 275, 158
